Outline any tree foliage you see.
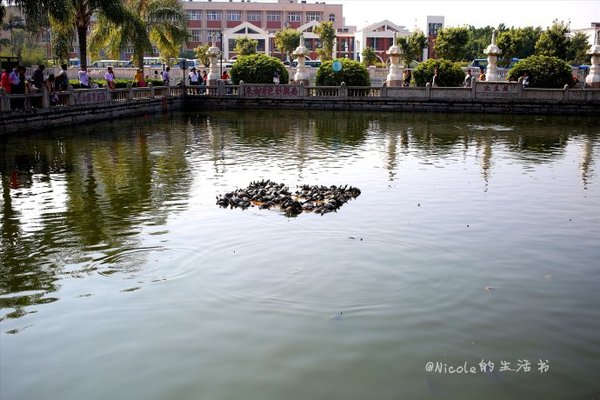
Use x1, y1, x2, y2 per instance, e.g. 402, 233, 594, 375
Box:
434, 27, 470, 61
465, 25, 495, 61
89, 0, 188, 68
413, 58, 465, 87
315, 58, 369, 86
314, 21, 335, 61
535, 20, 569, 60
397, 30, 427, 66
230, 53, 289, 85
39, 0, 129, 67
194, 43, 210, 67
507, 55, 573, 88
274, 28, 300, 61
234, 36, 258, 56
567, 32, 591, 65
496, 27, 544, 67
361, 47, 377, 66
1, 14, 26, 58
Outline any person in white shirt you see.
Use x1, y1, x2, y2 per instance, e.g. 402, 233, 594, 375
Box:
78, 66, 91, 88
188, 67, 199, 85
161, 67, 170, 86
104, 66, 115, 90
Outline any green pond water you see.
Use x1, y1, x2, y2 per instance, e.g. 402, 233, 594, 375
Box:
1, 110, 599, 399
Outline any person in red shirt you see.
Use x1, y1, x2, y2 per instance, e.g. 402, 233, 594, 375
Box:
1, 67, 11, 94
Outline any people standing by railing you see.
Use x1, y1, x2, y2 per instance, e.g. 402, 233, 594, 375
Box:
9, 66, 22, 94
45, 74, 59, 106
464, 70, 473, 88
188, 67, 199, 94
105, 66, 115, 90
78, 66, 91, 89
403, 70, 412, 87
32, 65, 46, 91
161, 67, 170, 86
134, 68, 146, 87
1, 67, 11, 94
478, 67, 486, 82
200, 70, 207, 94
57, 64, 69, 91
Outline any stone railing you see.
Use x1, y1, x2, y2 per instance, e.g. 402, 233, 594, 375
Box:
0, 83, 184, 112
202, 81, 600, 102
2, 81, 599, 115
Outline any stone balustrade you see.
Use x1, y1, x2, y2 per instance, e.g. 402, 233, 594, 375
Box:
1, 81, 599, 135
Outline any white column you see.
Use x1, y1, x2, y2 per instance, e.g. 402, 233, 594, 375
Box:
585, 31, 600, 88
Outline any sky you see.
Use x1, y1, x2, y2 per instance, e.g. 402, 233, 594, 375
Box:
336, 0, 600, 31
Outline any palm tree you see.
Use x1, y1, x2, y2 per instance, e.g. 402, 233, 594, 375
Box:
6, 0, 127, 66
89, 0, 188, 68
68, 1, 129, 67
1, 0, 71, 26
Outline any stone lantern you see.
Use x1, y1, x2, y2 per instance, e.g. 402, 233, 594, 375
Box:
386, 32, 403, 87
585, 31, 600, 88
207, 40, 221, 86
484, 30, 502, 81
293, 33, 310, 86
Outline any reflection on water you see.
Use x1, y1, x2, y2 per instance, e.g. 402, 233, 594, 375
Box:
1, 110, 599, 400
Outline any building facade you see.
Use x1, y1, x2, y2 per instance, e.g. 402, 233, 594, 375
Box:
182, 0, 352, 60
354, 20, 410, 64
424, 15, 444, 60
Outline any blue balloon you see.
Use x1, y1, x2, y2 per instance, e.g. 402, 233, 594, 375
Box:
332, 60, 342, 72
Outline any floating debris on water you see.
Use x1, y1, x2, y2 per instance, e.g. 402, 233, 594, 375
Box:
329, 312, 344, 321
216, 180, 361, 216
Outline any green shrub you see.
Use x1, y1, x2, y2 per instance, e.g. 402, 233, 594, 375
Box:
413, 58, 465, 87
507, 55, 573, 88
315, 59, 369, 86
67, 78, 164, 89
230, 54, 289, 84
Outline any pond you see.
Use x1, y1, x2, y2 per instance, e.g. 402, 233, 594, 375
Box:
1, 110, 599, 400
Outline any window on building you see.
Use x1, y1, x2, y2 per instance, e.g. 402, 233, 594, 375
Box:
190, 29, 202, 42
428, 22, 442, 35
207, 10, 222, 21
124, 46, 134, 54
227, 10, 241, 21
306, 12, 321, 22
287, 12, 301, 22
368, 38, 380, 50
40, 30, 51, 43
329, 13, 335, 22
267, 11, 281, 21
188, 10, 202, 21
247, 11, 262, 21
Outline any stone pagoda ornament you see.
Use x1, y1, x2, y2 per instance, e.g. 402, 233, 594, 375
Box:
207, 39, 221, 86
484, 30, 502, 82
293, 33, 310, 86
585, 31, 600, 88
386, 32, 403, 87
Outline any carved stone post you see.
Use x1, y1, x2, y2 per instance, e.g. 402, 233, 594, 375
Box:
207, 40, 221, 86
293, 34, 310, 86
585, 31, 600, 88
484, 30, 502, 82
386, 32, 403, 87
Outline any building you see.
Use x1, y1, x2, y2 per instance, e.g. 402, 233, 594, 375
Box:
181, 0, 353, 60
424, 15, 444, 60
354, 20, 410, 64
570, 22, 600, 49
